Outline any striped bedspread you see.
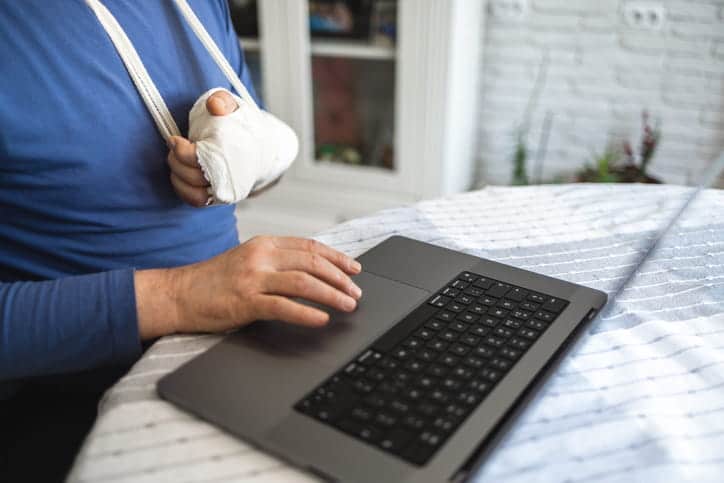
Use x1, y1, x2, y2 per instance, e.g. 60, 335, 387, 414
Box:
68, 184, 724, 483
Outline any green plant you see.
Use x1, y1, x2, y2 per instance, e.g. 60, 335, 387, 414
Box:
593, 149, 619, 183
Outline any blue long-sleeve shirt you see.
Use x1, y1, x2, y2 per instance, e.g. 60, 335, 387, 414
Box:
0, 0, 259, 381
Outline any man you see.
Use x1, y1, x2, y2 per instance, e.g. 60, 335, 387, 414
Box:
0, 1, 361, 480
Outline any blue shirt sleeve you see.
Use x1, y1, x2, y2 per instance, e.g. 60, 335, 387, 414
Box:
0, 269, 142, 381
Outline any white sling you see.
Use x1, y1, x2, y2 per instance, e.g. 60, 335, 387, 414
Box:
84, 0, 298, 204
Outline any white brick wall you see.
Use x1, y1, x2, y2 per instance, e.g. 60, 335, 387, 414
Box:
477, 0, 724, 186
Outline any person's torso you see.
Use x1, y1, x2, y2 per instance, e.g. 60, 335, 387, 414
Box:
0, 0, 254, 280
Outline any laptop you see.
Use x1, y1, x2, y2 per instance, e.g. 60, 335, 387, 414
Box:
158, 235, 607, 482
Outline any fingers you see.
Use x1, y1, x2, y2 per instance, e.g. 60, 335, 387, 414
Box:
263, 271, 357, 313
255, 295, 330, 327
275, 249, 362, 299
168, 151, 208, 187
170, 172, 210, 207
271, 237, 362, 275
168, 136, 198, 168
206, 90, 238, 117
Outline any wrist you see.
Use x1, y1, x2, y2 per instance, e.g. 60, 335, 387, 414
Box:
134, 267, 185, 340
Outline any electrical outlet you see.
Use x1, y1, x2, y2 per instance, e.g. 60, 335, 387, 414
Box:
623, 2, 666, 31
489, 0, 529, 21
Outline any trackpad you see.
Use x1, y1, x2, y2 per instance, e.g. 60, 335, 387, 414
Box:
237, 271, 429, 367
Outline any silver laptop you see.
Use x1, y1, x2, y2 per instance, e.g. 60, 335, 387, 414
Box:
158, 235, 607, 482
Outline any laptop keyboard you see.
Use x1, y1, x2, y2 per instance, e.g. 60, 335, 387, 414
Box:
294, 271, 568, 466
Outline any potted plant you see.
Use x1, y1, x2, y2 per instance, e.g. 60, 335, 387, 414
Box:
576, 111, 662, 184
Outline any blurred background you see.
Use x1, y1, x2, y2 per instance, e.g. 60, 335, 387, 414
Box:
228, 0, 724, 239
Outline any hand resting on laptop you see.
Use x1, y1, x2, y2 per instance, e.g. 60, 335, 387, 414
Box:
134, 236, 363, 340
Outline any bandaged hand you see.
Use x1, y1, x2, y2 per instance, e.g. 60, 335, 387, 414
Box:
166, 88, 298, 207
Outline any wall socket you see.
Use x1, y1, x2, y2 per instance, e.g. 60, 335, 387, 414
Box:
489, 0, 529, 21
623, 2, 666, 31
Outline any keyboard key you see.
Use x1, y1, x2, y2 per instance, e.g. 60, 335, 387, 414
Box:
456, 391, 481, 406
469, 303, 487, 314
439, 354, 460, 367
428, 294, 450, 308
484, 335, 505, 347
357, 350, 383, 365
426, 364, 448, 378
498, 299, 516, 310
494, 326, 514, 339
450, 344, 470, 356
460, 272, 477, 283
452, 366, 473, 379
436, 311, 454, 323
441, 287, 459, 297
480, 368, 501, 382
450, 320, 470, 331
417, 349, 437, 362
499, 346, 522, 360
415, 376, 436, 389
506, 287, 528, 302
489, 357, 512, 371
430, 389, 450, 404
455, 294, 474, 305
402, 414, 426, 430
427, 319, 446, 330
520, 301, 539, 312
527, 319, 547, 331
535, 310, 555, 323
403, 338, 423, 350
480, 317, 499, 328
464, 287, 485, 298
389, 399, 411, 414
417, 402, 440, 417
460, 334, 480, 346
469, 325, 488, 337
358, 426, 383, 443
511, 309, 532, 320
444, 404, 467, 418
415, 328, 435, 340
468, 379, 490, 394
478, 295, 498, 306
451, 280, 469, 290
441, 378, 461, 391
472, 277, 494, 290
463, 356, 485, 369
351, 407, 373, 421
379, 428, 414, 453
427, 340, 448, 352
393, 348, 413, 360
518, 328, 539, 340
404, 360, 425, 372
375, 412, 397, 427
542, 297, 567, 314
503, 318, 522, 329
488, 307, 508, 318
509, 337, 530, 350
456, 313, 479, 324
486, 283, 510, 298
439, 330, 458, 342
448, 302, 465, 313
527, 293, 545, 303
474, 345, 495, 358
432, 416, 456, 433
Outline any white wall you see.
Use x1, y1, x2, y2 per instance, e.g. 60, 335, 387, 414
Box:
477, 0, 724, 186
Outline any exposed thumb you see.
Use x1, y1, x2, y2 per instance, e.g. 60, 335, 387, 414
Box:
206, 90, 238, 117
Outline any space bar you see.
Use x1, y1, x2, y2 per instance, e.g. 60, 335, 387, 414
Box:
372, 303, 438, 353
